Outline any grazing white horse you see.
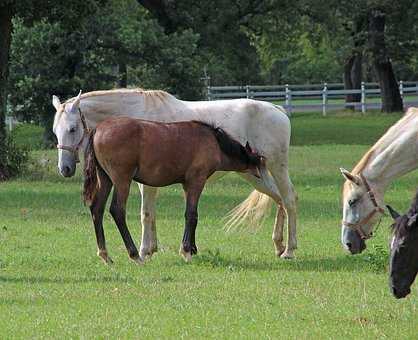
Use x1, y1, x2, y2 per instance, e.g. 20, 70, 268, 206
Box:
52, 89, 297, 259
340, 107, 418, 254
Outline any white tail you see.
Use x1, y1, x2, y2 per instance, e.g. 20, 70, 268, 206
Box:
224, 190, 273, 232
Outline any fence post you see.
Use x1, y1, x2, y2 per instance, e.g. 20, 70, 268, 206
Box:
361, 81, 366, 114
246, 85, 251, 99
6, 116, 12, 131
322, 82, 328, 116
399, 80, 404, 99
207, 86, 211, 101
285, 84, 292, 116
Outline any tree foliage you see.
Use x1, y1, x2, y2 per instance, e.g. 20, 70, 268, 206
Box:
1, 0, 418, 165
7, 0, 202, 137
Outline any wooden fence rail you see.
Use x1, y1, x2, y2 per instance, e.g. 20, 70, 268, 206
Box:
207, 81, 418, 116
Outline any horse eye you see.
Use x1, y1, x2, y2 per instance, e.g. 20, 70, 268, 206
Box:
348, 199, 357, 207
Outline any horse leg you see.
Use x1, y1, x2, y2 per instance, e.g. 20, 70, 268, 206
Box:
238, 173, 286, 256
180, 179, 205, 262
138, 184, 159, 260
109, 182, 143, 265
89, 168, 113, 264
268, 163, 298, 259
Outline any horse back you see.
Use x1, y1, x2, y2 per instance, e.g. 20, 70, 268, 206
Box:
94, 117, 221, 187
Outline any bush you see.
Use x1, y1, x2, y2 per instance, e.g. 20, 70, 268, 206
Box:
0, 135, 29, 180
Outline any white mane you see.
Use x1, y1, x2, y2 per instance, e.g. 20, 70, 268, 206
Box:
352, 107, 418, 174
53, 88, 182, 130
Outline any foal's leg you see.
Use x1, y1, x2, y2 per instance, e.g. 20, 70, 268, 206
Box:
180, 179, 205, 262
109, 182, 143, 265
138, 184, 159, 260
89, 169, 113, 264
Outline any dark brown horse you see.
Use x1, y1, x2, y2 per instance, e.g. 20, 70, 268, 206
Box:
83, 117, 263, 264
387, 199, 418, 299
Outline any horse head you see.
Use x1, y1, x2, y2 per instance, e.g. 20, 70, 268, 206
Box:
387, 204, 418, 299
52, 90, 84, 177
340, 168, 385, 254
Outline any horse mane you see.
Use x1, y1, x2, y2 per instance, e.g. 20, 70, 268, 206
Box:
194, 121, 262, 167
351, 107, 418, 174
392, 188, 418, 237
54, 88, 176, 131
63, 88, 172, 104
352, 149, 375, 174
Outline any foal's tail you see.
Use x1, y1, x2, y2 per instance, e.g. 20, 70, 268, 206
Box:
83, 129, 98, 205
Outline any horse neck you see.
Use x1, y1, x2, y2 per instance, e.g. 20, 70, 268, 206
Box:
217, 153, 247, 172
361, 129, 418, 194
78, 91, 191, 127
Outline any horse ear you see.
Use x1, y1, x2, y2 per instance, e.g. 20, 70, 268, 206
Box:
386, 205, 401, 220
245, 141, 252, 153
407, 213, 418, 227
52, 95, 61, 111
340, 168, 360, 185
66, 90, 82, 114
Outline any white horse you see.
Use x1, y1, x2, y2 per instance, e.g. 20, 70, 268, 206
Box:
340, 107, 418, 254
52, 89, 297, 260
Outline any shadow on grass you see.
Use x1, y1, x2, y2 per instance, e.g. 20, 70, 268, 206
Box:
190, 249, 386, 274
0, 273, 136, 286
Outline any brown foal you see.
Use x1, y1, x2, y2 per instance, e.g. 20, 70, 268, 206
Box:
83, 117, 263, 264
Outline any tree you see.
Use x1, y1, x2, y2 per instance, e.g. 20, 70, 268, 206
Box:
0, 2, 15, 179
368, 9, 402, 112
7, 0, 203, 141
0, 0, 107, 177
136, 0, 270, 85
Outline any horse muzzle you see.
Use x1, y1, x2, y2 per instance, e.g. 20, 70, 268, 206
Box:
342, 226, 366, 254
59, 164, 76, 177
391, 285, 411, 299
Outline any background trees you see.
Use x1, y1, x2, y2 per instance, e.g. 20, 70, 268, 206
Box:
1, 0, 418, 179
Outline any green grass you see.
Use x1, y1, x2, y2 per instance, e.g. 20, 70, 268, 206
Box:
1, 113, 417, 338
290, 111, 402, 145
10, 123, 44, 149
272, 94, 418, 106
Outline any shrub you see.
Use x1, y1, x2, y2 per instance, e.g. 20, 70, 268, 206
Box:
0, 135, 29, 180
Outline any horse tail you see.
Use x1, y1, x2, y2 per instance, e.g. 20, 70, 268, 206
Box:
83, 129, 99, 205
224, 191, 273, 232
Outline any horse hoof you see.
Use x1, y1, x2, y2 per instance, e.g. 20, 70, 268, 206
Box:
98, 250, 113, 265
179, 248, 192, 262
139, 245, 158, 261
275, 247, 286, 257
280, 251, 295, 259
130, 256, 144, 266
139, 250, 152, 261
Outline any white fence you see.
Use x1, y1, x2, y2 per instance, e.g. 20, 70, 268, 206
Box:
207, 81, 418, 115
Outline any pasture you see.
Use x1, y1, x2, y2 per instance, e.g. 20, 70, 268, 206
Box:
1, 112, 417, 338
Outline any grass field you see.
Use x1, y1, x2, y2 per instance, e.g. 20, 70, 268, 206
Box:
1, 112, 417, 339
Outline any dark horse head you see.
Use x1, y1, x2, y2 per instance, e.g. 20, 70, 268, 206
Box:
387, 197, 418, 299
194, 121, 264, 178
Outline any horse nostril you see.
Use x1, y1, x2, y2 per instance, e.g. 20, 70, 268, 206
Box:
62, 166, 71, 176
346, 242, 352, 250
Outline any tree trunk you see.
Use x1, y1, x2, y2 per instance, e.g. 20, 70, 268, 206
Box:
0, 4, 14, 180
368, 10, 403, 112
344, 56, 354, 108
118, 57, 127, 88
344, 53, 362, 110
